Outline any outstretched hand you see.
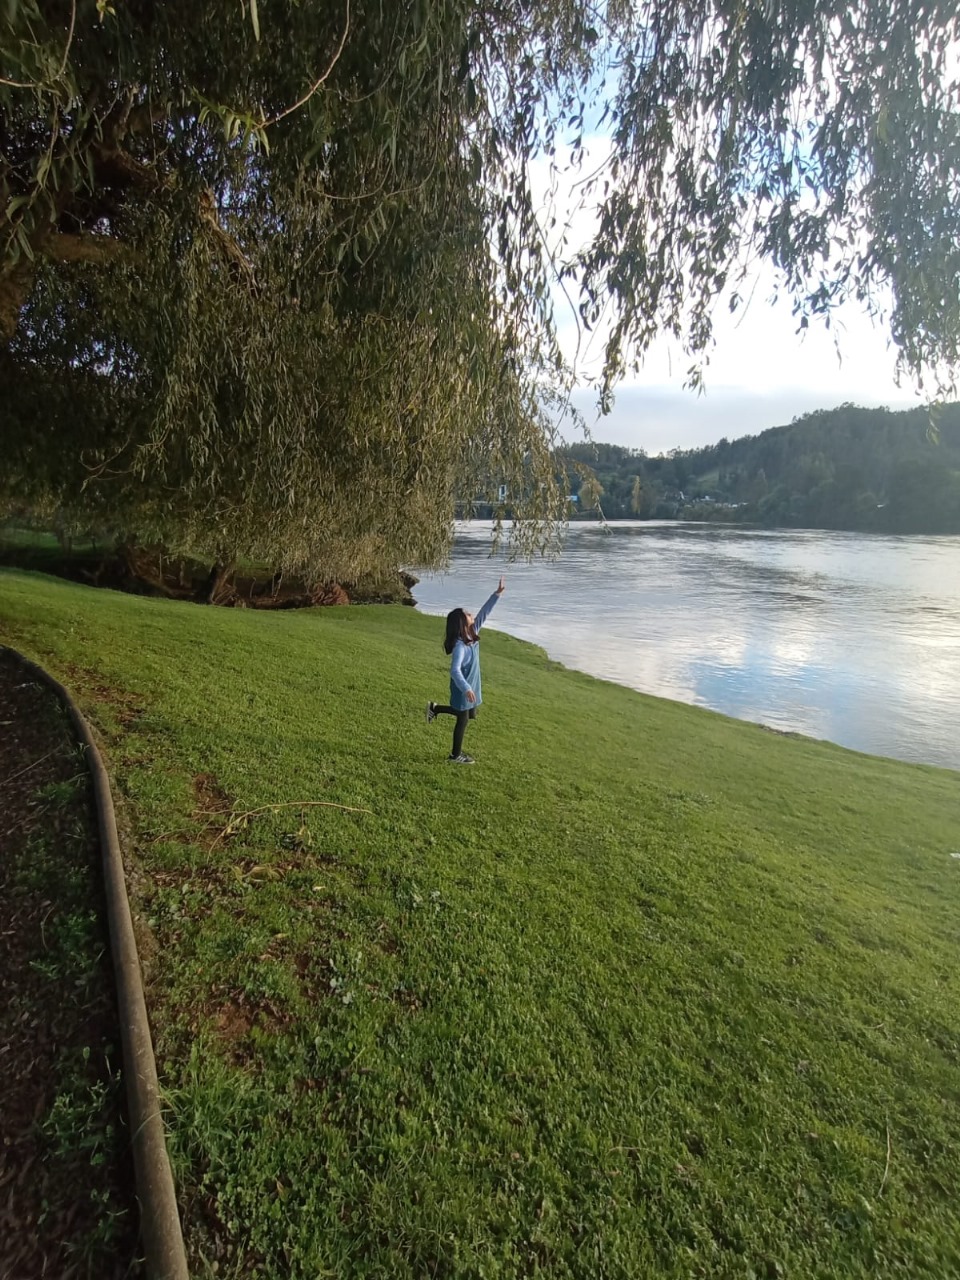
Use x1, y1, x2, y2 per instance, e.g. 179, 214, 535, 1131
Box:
496, 575, 506, 595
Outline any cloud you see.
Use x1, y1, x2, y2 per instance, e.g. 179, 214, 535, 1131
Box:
556, 265, 924, 453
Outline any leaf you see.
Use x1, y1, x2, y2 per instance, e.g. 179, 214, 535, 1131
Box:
246, 864, 281, 881
16, 224, 34, 261
5, 194, 31, 218
35, 149, 52, 186
249, 0, 260, 42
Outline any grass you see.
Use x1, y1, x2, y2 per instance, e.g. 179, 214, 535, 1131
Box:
0, 522, 103, 554
1, 566, 959, 1278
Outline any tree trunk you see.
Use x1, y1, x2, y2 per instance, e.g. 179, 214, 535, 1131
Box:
205, 560, 236, 605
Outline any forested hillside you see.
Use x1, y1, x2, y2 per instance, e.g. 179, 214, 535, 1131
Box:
561, 403, 960, 534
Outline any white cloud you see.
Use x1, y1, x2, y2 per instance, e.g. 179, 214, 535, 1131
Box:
556, 257, 923, 453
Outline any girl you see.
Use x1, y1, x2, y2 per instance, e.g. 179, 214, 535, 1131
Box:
426, 576, 505, 763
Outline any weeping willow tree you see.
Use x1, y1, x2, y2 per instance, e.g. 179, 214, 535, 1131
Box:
2, 0, 958, 576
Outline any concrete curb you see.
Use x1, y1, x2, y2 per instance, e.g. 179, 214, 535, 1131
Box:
5, 648, 189, 1280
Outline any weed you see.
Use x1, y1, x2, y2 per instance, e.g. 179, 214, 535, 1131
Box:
35, 774, 86, 807
38, 1059, 132, 1268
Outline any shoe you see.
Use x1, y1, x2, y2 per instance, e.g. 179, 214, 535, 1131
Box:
448, 753, 475, 764
426, 701, 437, 723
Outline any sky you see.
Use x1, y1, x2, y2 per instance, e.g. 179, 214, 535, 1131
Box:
562, 287, 923, 456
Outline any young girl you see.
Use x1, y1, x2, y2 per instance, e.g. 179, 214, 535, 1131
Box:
426, 577, 505, 763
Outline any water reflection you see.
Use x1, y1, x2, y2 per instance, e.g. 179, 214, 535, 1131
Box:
411, 522, 960, 772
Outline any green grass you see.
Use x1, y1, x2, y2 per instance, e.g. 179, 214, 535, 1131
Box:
2, 567, 959, 1279
0, 522, 102, 553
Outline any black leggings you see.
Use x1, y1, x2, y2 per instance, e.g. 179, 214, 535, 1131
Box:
434, 705, 477, 756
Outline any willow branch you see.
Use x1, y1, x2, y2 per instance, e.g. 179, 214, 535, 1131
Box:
262, 0, 350, 128
198, 188, 256, 287
878, 1123, 892, 1197
0, 0, 76, 90
232, 800, 372, 819
0, 263, 34, 342
208, 798, 372, 849
0, 748, 58, 789
40, 231, 130, 265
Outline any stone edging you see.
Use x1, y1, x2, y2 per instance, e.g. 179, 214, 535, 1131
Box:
5, 648, 189, 1280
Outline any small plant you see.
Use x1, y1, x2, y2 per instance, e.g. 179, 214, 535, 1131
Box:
42, 1072, 112, 1162
35, 775, 85, 807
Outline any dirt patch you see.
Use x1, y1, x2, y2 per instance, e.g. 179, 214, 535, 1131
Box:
59, 660, 146, 729
214, 999, 255, 1044
191, 771, 236, 849
205, 990, 294, 1067
193, 772, 231, 813
0, 649, 141, 1278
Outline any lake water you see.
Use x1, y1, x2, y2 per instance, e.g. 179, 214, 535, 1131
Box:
411, 522, 960, 773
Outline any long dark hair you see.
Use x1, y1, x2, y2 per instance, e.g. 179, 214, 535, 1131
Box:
443, 608, 477, 654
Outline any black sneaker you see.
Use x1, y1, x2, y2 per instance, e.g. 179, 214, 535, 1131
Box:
448, 752, 475, 764
426, 701, 437, 723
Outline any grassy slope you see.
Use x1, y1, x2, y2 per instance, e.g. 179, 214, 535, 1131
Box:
1, 568, 959, 1280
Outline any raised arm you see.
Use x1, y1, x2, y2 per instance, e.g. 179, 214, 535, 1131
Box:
474, 576, 505, 632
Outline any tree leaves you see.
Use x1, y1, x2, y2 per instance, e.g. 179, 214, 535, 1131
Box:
1, 0, 958, 572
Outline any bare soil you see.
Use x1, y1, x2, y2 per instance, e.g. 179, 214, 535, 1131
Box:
0, 649, 141, 1279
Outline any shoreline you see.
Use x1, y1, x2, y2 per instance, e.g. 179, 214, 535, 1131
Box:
409, 522, 960, 774
410, 589, 960, 777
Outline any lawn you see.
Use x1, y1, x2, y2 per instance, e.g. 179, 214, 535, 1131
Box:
1, 567, 959, 1279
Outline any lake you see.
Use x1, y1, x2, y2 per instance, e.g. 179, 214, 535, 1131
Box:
411, 522, 960, 773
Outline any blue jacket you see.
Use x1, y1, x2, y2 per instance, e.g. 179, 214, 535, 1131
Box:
449, 592, 500, 711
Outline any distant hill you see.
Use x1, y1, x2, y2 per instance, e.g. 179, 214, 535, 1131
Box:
560, 402, 960, 535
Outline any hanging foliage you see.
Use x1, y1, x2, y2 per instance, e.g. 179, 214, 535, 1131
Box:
2, 0, 958, 572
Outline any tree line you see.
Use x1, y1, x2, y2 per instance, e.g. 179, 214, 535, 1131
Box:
561, 403, 960, 535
